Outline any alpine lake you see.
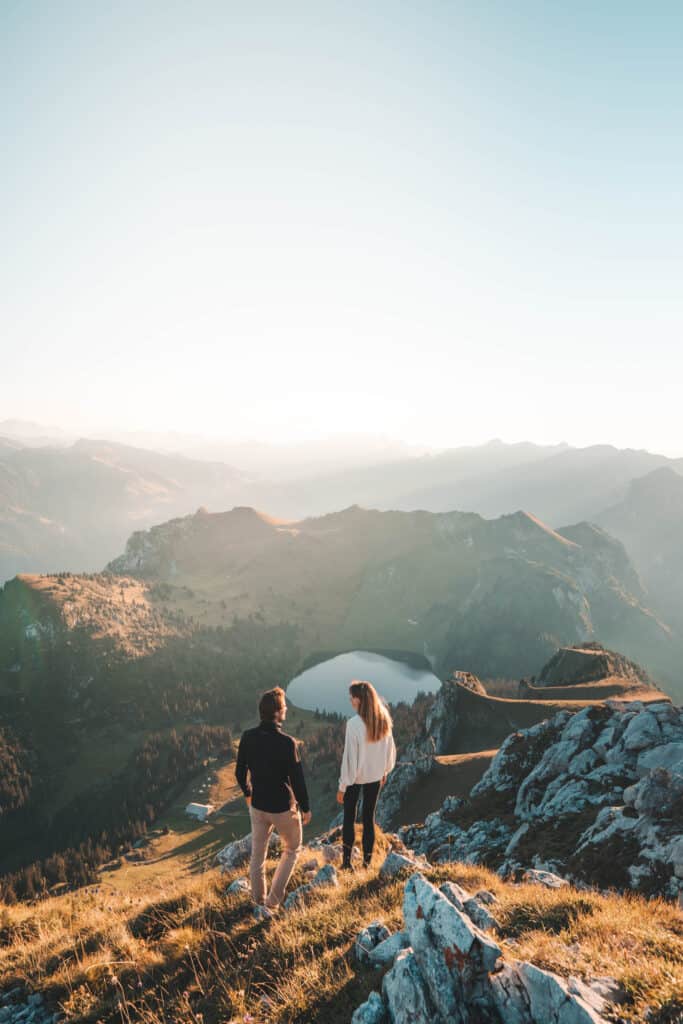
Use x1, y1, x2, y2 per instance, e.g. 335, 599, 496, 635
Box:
286, 649, 442, 716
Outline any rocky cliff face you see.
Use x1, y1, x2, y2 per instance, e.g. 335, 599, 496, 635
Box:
396, 698, 682, 901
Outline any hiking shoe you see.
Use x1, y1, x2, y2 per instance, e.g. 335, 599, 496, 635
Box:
253, 904, 275, 922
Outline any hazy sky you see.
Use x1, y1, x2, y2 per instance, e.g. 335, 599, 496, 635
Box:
2, 2, 682, 454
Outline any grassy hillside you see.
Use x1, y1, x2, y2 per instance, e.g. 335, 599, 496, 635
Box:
0, 827, 681, 1023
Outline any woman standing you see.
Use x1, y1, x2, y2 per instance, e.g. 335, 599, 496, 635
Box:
337, 679, 396, 869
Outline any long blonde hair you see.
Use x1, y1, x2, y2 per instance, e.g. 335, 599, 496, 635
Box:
349, 680, 392, 741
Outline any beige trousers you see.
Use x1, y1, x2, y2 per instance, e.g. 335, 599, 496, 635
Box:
249, 805, 303, 907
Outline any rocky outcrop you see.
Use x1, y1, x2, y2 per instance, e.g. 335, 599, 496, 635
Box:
0, 989, 60, 1024
519, 643, 662, 700
376, 676, 464, 827
215, 832, 279, 871
535, 643, 653, 689
396, 699, 683, 899
352, 872, 615, 1023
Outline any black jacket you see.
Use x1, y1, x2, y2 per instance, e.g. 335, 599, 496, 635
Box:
235, 720, 310, 814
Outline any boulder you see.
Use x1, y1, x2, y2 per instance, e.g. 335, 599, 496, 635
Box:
474, 889, 498, 905
403, 873, 501, 1021
379, 851, 423, 880
283, 883, 314, 911
322, 844, 342, 864
636, 742, 683, 777
439, 880, 471, 909
368, 931, 412, 966
310, 864, 338, 889
523, 869, 569, 889
627, 767, 683, 817
381, 948, 437, 1024
225, 877, 250, 896
216, 832, 277, 870
463, 897, 501, 933
516, 961, 604, 1023
354, 922, 392, 965
622, 711, 662, 751
351, 991, 387, 1024
489, 963, 532, 1024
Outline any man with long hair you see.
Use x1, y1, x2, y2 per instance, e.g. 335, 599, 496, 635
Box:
236, 687, 311, 917
337, 679, 396, 870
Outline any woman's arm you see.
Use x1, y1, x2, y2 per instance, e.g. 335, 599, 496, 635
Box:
385, 732, 397, 776
338, 719, 360, 795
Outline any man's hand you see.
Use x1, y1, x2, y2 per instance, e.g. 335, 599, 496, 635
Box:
336, 789, 345, 805
245, 795, 252, 807
302, 810, 312, 826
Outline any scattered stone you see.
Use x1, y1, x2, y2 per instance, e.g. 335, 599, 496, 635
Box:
225, 877, 250, 896
283, 883, 314, 911
379, 851, 423, 879
368, 931, 411, 966
382, 948, 436, 1024
475, 889, 498, 905
515, 961, 604, 1023
463, 896, 501, 933
354, 922, 392, 964
216, 832, 277, 871
351, 991, 387, 1024
523, 869, 570, 889
310, 864, 338, 889
403, 873, 501, 1020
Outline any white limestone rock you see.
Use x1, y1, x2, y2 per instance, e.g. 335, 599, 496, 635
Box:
516, 961, 605, 1023
475, 889, 498, 905
622, 710, 663, 751
310, 864, 338, 889
379, 851, 424, 880
523, 869, 569, 889
636, 742, 683, 777
368, 931, 412, 966
438, 880, 471, 910
489, 963, 532, 1024
283, 883, 314, 911
403, 873, 501, 1022
381, 948, 438, 1024
463, 897, 501, 933
351, 991, 387, 1024
216, 832, 277, 870
355, 922, 392, 964
322, 843, 343, 864
225, 877, 250, 895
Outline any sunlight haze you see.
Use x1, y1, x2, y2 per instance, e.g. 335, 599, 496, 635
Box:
2, 2, 682, 454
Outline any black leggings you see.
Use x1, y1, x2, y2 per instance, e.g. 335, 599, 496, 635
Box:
342, 780, 381, 866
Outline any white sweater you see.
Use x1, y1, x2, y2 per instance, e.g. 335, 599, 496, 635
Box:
338, 714, 397, 792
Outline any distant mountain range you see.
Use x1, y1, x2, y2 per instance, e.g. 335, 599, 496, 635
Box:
104, 503, 678, 698
2, 433, 683, 676
0, 438, 247, 580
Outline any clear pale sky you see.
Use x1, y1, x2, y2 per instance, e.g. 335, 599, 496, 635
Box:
2, 2, 682, 454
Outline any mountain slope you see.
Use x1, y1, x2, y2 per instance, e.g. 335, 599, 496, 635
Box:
0, 440, 248, 584
597, 466, 683, 635
106, 503, 677, 693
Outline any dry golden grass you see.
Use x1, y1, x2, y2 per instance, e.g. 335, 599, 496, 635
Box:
17, 573, 180, 657
1, 832, 681, 1023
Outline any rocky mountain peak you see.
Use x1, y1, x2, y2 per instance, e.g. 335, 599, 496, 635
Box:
537, 643, 653, 688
